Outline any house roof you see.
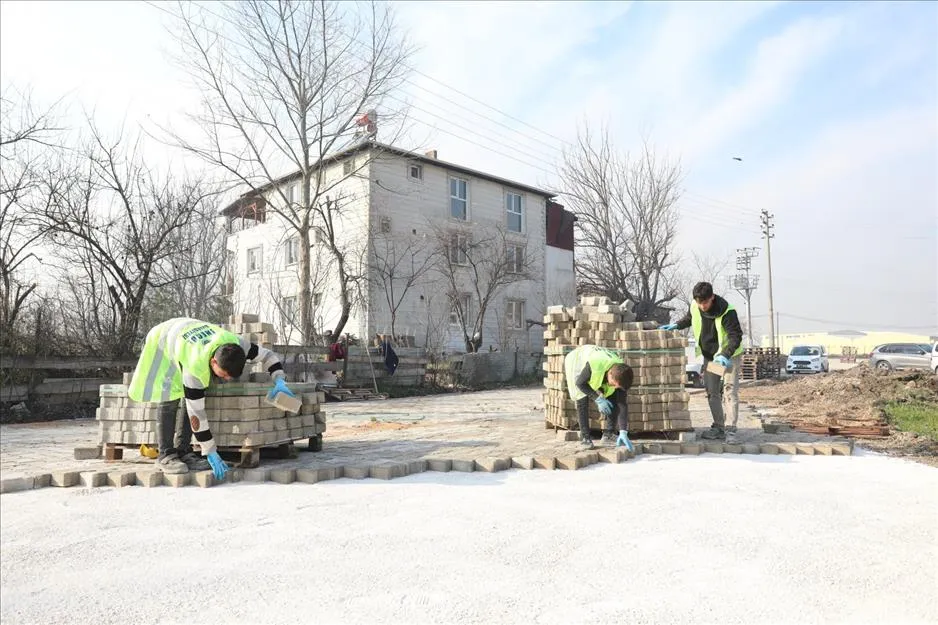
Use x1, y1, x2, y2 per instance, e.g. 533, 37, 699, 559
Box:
220, 140, 557, 216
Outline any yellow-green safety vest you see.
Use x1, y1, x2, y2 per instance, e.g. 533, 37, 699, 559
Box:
690, 303, 744, 358
128, 318, 241, 403
564, 345, 624, 401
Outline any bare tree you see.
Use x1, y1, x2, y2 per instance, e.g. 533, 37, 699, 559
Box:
433, 222, 539, 353
672, 251, 732, 312
37, 121, 215, 357
560, 123, 682, 320
369, 224, 439, 339
0, 87, 62, 353
165, 0, 412, 344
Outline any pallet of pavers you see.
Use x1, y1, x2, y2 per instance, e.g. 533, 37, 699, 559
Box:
542, 295, 691, 434
96, 380, 326, 467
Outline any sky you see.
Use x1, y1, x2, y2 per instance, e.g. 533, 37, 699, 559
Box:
1, 0, 936, 338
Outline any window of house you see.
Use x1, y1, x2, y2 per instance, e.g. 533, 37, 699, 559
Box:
506, 192, 523, 232
344, 158, 354, 176
508, 245, 524, 273
379, 216, 392, 234
247, 247, 263, 275
450, 177, 468, 220
449, 293, 471, 325
449, 233, 469, 265
286, 183, 296, 204
281, 296, 297, 321
409, 163, 423, 180
506, 300, 525, 329
284, 237, 299, 266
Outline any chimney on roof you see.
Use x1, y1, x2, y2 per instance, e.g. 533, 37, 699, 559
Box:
425, 149, 438, 160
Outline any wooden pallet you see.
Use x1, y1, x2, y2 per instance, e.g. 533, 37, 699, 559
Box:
323, 387, 388, 402
103, 434, 324, 468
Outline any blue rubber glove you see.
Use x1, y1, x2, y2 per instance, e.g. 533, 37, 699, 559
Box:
595, 396, 614, 416
715, 355, 732, 370
616, 430, 634, 452
206, 451, 229, 481
660, 323, 678, 331
267, 377, 295, 401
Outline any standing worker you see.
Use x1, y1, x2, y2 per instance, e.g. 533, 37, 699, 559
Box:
128, 318, 294, 479
564, 345, 634, 451
661, 281, 743, 440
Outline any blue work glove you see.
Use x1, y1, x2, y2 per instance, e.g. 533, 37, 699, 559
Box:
206, 451, 229, 481
715, 355, 732, 370
267, 377, 295, 401
660, 323, 678, 331
595, 396, 614, 416
616, 430, 634, 452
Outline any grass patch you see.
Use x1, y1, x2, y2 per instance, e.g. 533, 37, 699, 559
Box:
884, 402, 938, 441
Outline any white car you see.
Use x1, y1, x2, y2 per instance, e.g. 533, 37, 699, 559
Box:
786, 345, 829, 374
932, 343, 938, 374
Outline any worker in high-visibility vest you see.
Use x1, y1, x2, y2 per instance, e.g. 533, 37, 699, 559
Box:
128, 318, 294, 479
661, 281, 743, 440
564, 345, 635, 451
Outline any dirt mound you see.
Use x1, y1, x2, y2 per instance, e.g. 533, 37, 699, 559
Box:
740, 363, 937, 425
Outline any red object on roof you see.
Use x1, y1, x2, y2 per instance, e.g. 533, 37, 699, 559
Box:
546, 200, 575, 251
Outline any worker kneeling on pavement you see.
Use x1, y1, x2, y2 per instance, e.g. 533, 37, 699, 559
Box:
661, 281, 743, 440
128, 318, 294, 480
564, 345, 634, 451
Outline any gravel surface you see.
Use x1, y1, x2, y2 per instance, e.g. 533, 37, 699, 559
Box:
2, 452, 936, 625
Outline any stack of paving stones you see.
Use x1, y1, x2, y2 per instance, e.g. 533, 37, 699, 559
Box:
0, 439, 856, 494
96, 381, 326, 453
542, 296, 692, 434
96, 312, 326, 461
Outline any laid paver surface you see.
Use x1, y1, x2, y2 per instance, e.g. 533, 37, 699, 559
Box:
0, 386, 846, 480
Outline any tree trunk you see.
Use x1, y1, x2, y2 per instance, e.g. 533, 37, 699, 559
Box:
331, 252, 351, 341
299, 224, 313, 344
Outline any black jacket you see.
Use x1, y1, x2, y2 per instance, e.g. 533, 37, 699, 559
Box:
674, 295, 743, 360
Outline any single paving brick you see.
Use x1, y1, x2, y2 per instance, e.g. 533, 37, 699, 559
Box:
370, 464, 407, 480
241, 468, 270, 482
0, 478, 32, 494
681, 443, 702, 455
193, 471, 215, 488
795, 443, 815, 455
557, 430, 580, 442
474, 457, 510, 473
73, 446, 102, 460
426, 459, 452, 472
533, 456, 556, 470
51, 471, 80, 488
451, 459, 475, 472
661, 443, 682, 455
407, 460, 428, 475
742, 443, 762, 454
269, 469, 297, 484
643, 443, 662, 455
759, 444, 779, 455
163, 473, 190, 487
343, 466, 371, 479
813, 444, 833, 456
832, 442, 853, 456
511, 456, 535, 470
596, 449, 621, 464
136, 471, 162, 488
776, 443, 797, 455
722, 444, 743, 454
704, 443, 725, 454
80, 471, 108, 488
32, 474, 51, 488
556, 455, 587, 470
107, 472, 135, 488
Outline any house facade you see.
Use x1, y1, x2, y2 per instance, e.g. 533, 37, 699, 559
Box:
222, 141, 576, 353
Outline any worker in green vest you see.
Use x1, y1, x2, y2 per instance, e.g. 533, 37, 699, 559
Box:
564, 345, 635, 451
661, 281, 743, 440
128, 318, 294, 478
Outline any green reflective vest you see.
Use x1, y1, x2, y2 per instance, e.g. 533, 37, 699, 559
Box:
690, 303, 744, 358
564, 345, 624, 400
128, 318, 241, 403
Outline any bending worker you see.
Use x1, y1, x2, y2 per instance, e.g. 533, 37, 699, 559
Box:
128, 318, 294, 479
564, 344, 634, 451
661, 281, 743, 440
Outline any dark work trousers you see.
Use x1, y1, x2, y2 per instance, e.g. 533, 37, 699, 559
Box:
156, 399, 194, 460
576, 388, 629, 435
702, 357, 725, 429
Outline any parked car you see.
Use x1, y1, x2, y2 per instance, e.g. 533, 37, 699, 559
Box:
932, 343, 938, 374
868, 343, 933, 372
786, 345, 829, 374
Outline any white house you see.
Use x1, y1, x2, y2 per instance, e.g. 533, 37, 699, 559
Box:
221, 141, 576, 352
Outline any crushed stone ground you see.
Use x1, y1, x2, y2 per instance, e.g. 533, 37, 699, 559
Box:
1, 453, 936, 625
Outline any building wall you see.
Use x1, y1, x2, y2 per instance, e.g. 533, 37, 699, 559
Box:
763, 331, 935, 356
367, 150, 550, 353
227, 146, 568, 353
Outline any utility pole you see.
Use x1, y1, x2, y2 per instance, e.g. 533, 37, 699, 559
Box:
731, 247, 760, 346
761, 210, 776, 348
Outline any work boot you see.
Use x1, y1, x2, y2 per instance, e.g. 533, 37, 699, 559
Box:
179, 451, 211, 472
580, 434, 595, 450
155, 454, 189, 474
700, 426, 726, 440
600, 431, 617, 446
